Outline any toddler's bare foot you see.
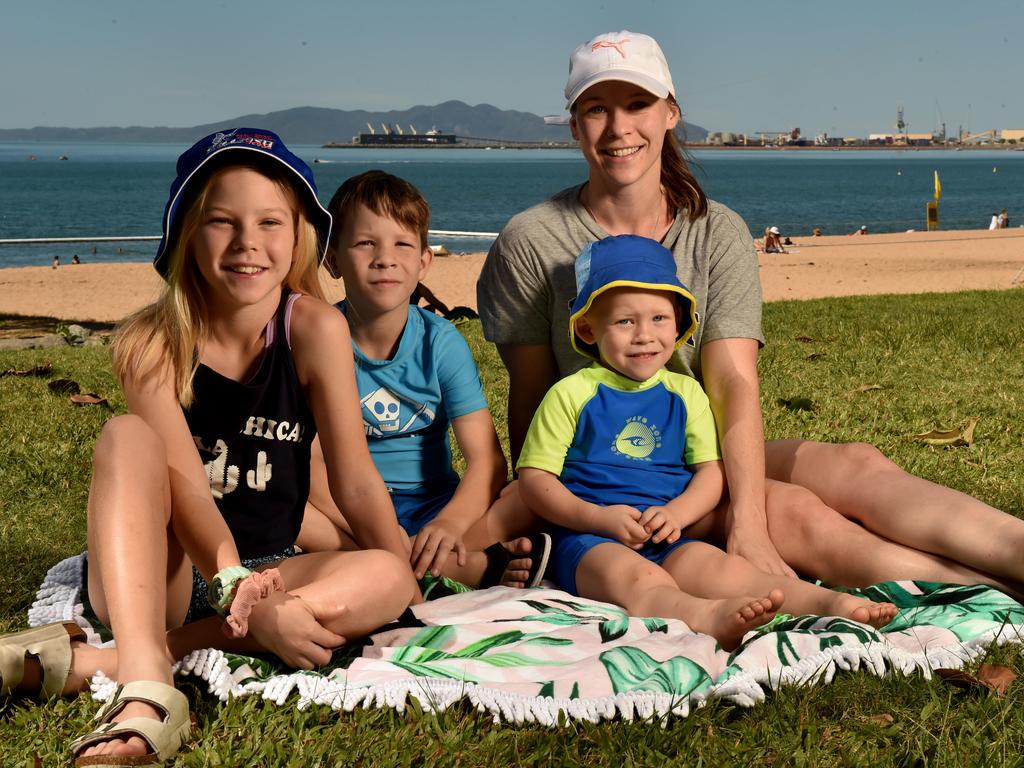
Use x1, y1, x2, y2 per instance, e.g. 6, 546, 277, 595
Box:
834, 595, 899, 628
692, 589, 785, 651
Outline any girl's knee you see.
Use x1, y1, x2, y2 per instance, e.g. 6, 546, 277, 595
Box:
361, 550, 416, 604
94, 415, 165, 467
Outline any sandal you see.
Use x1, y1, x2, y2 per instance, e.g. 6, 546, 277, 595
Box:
480, 532, 552, 589
0, 621, 85, 698
71, 680, 190, 767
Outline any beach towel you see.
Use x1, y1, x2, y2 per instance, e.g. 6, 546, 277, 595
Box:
29, 554, 1024, 725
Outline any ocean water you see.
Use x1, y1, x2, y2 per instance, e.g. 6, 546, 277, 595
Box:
1, 141, 1022, 268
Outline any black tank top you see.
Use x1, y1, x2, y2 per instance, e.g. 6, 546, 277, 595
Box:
185, 291, 314, 558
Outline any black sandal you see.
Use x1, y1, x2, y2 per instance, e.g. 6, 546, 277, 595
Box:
479, 532, 552, 589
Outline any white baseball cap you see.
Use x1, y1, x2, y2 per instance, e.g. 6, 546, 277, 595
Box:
769, 226, 781, 234
565, 31, 675, 109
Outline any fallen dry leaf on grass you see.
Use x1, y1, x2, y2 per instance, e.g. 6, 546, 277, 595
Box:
0, 363, 53, 378
69, 393, 108, 407
936, 664, 1017, 695
47, 378, 80, 395
795, 335, 816, 343
865, 713, 894, 726
854, 384, 883, 393
912, 418, 978, 447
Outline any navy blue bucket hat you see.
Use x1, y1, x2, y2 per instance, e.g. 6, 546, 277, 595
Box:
153, 128, 332, 279
569, 235, 697, 360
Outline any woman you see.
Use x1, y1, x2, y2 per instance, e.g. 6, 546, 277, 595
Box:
477, 30, 1024, 598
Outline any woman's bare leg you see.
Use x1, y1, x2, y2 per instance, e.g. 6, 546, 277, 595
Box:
763, 478, 1024, 598
766, 439, 1024, 585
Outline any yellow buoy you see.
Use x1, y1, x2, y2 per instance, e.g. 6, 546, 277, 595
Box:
993, 167, 998, 173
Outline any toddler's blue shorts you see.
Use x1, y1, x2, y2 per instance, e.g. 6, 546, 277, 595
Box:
550, 525, 695, 597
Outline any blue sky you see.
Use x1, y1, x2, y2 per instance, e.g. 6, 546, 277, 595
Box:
3, 0, 1021, 137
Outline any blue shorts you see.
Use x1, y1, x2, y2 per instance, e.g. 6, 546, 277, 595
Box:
549, 527, 695, 597
391, 478, 459, 537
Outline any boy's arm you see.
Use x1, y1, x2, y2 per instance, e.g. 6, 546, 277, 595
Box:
410, 408, 506, 578
639, 460, 725, 544
518, 467, 648, 548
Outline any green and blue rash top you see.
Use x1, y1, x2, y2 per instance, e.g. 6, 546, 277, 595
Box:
337, 302, 488, 491
518, 364, 721, 512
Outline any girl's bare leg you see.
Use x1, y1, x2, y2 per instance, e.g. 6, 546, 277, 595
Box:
74, 416, 193, 761
766, 439, 1024, 584
165, 550, 415, 666
575, 543, 783, 650
662, 541, 898, 628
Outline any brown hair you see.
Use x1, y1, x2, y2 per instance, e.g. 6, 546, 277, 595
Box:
662, 98, 708, 221
112, 157, 325, 407
325, 170, 430, 274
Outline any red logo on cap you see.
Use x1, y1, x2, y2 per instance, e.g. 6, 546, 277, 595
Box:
592, 38, 629, 58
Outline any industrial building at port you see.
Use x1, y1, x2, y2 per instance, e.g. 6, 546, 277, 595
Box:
706, 109, 1024, 148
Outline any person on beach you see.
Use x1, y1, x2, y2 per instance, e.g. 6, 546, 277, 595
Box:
517, 235, 897, 649
0, 129, 415, 766
763, 226, 786, 253
300, 170, 549, 588
997, 209, 1008, 229
989, 213, 999, 230
477, 30, 1024, 603
850, 225, 868, 235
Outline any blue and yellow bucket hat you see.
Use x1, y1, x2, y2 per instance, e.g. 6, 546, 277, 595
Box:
569, 235, 697, 360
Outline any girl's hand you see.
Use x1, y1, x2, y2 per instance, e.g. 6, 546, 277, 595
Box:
638, 505, 681, 545
410, 519, 467, 579
595, 505, 649, 549
247, 592, 348, 669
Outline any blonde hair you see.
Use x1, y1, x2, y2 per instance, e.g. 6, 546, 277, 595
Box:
113, 158, 326, 407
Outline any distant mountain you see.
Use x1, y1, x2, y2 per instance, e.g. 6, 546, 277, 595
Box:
0, 102, 707, 144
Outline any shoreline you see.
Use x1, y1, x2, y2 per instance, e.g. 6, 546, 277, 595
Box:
0, 229, 1022, 326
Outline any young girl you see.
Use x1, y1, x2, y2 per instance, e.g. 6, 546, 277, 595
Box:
0, 128, 415, 766
477, 31, 1024, 599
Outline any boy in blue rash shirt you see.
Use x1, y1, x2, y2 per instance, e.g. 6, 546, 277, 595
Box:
300, 171, 549, 588
518, 235, 897, 650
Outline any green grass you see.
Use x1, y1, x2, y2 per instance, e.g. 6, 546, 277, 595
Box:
2, 290, 1024, 767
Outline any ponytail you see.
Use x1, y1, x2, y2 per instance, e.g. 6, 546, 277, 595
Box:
662, 103, 708, 221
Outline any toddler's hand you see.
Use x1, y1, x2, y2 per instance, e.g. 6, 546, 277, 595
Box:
638, 506, 681, 545
410, 518, 467, 579
599, 504, 649, 549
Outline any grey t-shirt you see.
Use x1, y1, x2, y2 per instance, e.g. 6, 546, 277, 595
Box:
477, 184, 764, 384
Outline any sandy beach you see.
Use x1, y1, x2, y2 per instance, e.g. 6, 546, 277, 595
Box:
1, 229, 1022, 324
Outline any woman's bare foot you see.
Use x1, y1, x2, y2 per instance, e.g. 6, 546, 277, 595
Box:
691, 589, 785, 651
833, 594, 899, 628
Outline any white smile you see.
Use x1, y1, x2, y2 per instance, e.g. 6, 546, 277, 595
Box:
227, 265, 265, 274
604, 146, 641, 157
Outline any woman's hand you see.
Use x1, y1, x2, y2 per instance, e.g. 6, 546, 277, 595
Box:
726, 512, 796, 577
